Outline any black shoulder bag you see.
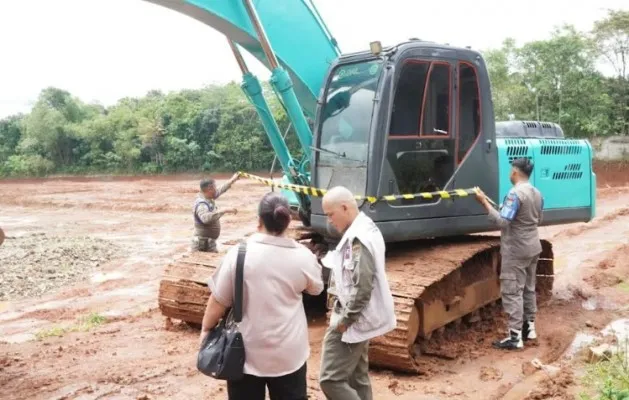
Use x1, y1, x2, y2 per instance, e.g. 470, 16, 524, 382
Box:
197, 242, 246, 380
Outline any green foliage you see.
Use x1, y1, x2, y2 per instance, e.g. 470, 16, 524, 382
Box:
0, 10, 627, 177
483, 10, 628, 137
580, 339, 629, 400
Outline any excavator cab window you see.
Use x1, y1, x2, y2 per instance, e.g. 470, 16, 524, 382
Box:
457, 62, 481, 164
316, 59, 383, 194
385, 59, 455, 202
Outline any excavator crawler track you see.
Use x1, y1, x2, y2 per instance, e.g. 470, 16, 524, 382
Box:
334, 235, 554, 373
158, 231, 553, 374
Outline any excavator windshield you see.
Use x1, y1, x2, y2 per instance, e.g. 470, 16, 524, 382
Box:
318, 59, 383, 168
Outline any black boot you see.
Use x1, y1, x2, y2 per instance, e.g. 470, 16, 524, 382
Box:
492, 329, 523, 350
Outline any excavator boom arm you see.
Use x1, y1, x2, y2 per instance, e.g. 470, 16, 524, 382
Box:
144, 0, 340, 120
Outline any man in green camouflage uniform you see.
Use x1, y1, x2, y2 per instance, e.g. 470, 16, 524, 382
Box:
192, 174, 240, 252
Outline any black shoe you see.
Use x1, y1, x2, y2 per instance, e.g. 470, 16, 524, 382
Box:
522, 320, 537, 341
492, 329, 523, 350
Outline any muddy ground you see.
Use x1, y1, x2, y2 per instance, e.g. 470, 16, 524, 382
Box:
1, 163, 629, 400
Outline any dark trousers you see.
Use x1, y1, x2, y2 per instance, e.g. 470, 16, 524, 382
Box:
227, 362, 307, 400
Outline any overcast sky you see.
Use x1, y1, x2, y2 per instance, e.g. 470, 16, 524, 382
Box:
0, 0, 626, 118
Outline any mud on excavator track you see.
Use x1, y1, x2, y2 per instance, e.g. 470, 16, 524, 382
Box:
158, 226, 554, 374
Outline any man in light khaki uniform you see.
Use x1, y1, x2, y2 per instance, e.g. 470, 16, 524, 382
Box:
319, 186, 397, 400
476, 157, 544, 350
192, 174, 240, 252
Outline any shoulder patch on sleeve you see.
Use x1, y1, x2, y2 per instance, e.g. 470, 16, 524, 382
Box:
499, 190, 520, 221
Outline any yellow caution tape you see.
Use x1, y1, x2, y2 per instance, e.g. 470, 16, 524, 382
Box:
238, 171, 482, 204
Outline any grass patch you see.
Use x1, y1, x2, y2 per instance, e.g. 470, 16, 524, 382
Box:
36, 326, 67, 339
579, 339, 629, 400
616, 281, 629, 293
35, 312, 108, 339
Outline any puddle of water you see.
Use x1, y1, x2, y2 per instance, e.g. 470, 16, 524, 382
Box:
0, 311, 23, 322
101, 309, 125, 318
1, 332, 36, 344
564, 332, 598, 359
582, 298, 598, 311
3, 318, 48, 331
90, 271, 125, 283
563, 318, 629, 360
100, 283, 153, 299
602, 318, 629, 343
581, 296, 619, 311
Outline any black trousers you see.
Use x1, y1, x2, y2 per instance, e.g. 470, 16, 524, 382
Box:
227, 362, 307, 400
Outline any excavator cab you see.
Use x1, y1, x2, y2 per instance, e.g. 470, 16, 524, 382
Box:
311, 41, 498, 241
310, 40, 595, 242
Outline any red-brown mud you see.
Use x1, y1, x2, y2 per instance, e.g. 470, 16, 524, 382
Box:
0, 162, 628, 399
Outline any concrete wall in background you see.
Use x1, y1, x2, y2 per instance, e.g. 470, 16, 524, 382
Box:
590, 136, 629, 161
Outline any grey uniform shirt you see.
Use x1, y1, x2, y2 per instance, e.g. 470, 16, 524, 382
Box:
193, 180, 234, 239
488, 181, 544, 259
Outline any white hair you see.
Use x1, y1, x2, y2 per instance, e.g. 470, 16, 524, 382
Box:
322, 186, 358, 210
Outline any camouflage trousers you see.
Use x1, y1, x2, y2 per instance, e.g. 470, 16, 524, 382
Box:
319, 310, 372, 400
500, 254, 539, 332
191, 236, 218, 253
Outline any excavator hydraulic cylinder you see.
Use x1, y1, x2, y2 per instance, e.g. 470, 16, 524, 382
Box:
240, 72, 296, 176
269, 68, 313, 165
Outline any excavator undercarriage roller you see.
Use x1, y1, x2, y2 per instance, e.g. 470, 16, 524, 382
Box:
158, 230, 553, 374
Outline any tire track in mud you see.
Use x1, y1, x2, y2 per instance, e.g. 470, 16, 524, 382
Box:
548, 202, 629, 302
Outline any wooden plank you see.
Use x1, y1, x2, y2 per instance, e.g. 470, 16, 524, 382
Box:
163, 263, 215, 284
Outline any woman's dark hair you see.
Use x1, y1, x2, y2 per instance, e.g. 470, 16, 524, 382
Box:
258, 192, 291, 235
512, 158, 534, 177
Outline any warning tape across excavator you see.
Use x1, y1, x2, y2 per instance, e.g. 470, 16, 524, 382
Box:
237, 172, 496, 206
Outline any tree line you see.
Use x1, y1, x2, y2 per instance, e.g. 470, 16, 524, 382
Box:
0, 10, 627, 177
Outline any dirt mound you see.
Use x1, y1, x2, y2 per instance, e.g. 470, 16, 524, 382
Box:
594, 160, 629, 187
0, 234, 124, 301
523, 367, 575, 400
480, 366, 503, 382
585, 272, 623, 289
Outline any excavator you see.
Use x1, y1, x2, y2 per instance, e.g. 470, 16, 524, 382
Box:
151, 0, 596, 373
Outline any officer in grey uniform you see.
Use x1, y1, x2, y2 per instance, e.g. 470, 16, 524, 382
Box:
475, 158, 544, 350
192, 174, 240, 252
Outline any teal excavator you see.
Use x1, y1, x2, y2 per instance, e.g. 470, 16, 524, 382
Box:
152, 0, 596, 373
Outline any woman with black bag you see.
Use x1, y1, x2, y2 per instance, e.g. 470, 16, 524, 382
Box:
199, 192, 324, 400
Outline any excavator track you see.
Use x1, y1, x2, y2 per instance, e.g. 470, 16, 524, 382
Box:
339, 235, 554, 373
157, 229, 317, 325
158, 230, 554, 374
